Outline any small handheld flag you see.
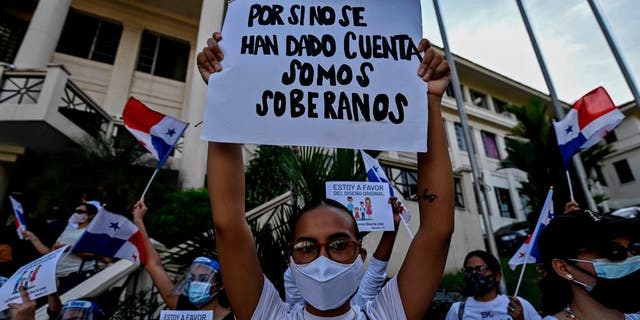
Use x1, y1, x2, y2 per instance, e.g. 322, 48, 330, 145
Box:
9, 196, 27, 240
553, 87, 623, 201
123, 97, 188, 199
511, 188, 554, 295
123, 97, 188, 169
71, 208, 146, 265
553, 87, 624, 168
360, 150, 413, 238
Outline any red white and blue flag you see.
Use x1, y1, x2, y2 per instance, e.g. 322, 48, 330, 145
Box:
360, 150, 411, 223
508, 189, 554, 270
9, 196, 27, 240
553, 87, 624, 168
71, 208, 146, 265
123, 97, 188, 168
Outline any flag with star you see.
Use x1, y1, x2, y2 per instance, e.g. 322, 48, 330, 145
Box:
360, 150, 411, 223
508, 188, 554, 270
71, 208, 146, 265
123, 97, 188, 168
552, 87, 624, 168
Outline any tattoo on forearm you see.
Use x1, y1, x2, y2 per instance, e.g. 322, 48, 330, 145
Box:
418, 188, 439, 203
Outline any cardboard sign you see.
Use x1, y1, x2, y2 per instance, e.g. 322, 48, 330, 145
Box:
0, 246, 68, 311
160, 310, 213, 320
326, 181, 394, 231
202, 0, 428, 152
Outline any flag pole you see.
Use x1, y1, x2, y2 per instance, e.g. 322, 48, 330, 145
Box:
515, 0, 597, 212
140, 168, 160, 201
514, 259, 528, 296
433, 0, 506, 294
401, 216, 414, 239
565, 171, 575, 202
587, 0, 640, 111
513, 187, 553, 296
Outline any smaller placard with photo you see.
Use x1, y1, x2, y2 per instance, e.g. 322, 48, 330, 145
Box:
325, 181, 394, 232
160, 310, 213, 320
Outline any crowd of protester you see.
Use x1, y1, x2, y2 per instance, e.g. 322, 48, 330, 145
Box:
1, 33, 638, 320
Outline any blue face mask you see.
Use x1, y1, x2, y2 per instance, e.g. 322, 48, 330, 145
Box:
187, 281, 213, 307
571, 255, 640, 279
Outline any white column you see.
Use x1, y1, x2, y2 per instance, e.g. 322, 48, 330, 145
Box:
103, 24, 143, 115
179, 0, 226, 189
14, 0, 73, 68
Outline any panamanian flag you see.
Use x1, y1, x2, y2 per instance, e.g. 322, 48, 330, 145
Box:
123, 97, 188, 168
553, 87, 624, 168
508, 189, 554, 270
360, 150, 410, 222
71, 208, 146, 265
9, 196, 27, 240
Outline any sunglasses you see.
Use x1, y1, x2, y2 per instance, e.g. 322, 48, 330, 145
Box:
462, 265, 489, 275
598, 242, 640, 261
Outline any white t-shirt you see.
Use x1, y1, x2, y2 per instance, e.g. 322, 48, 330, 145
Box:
445, 295, 541, 320
252, 275, 406, 319
544, 314, 640, 320
55, 226, 94, 276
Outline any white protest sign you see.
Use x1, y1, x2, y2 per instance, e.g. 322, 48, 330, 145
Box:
202, 0, 428, 152
326, 181, 394, 231
0, 246, 68, 311
160, 310, 213, 320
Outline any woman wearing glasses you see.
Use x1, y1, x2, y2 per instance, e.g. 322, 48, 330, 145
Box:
538, 209, 640, 320
445, 250, 540, 320
200, 32, 454, 319
22, 201, 101, 293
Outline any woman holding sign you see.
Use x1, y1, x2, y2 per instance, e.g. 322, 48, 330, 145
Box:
198, 30, 453, 319
132, 200, 234, 320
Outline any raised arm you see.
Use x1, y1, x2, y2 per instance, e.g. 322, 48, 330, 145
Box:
131, 200, 178, 309
397, 41, 454, 319
22, 230, 52, 255
353, 198, 402, 305
199, 33, 265, 320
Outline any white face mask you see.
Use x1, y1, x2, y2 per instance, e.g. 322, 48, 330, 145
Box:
69, 213, 88, 225
289, 255, 364, 311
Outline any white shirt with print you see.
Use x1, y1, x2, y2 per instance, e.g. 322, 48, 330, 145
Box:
446, 295, 541, 320
252, 275, 406, 319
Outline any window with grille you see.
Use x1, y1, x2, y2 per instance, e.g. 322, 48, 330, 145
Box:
56, 9, 122, 64
613, 160, 634, 184
454, 177, 465, 209
495, 187, 515, 218
493, 98, 508, 114
136, 30, 190, 81
469, 89, 488, 109
481, 131, 500, 160
454, 122, 468, 152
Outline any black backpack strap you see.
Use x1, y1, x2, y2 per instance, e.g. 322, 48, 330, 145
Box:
458, 297, 467, 320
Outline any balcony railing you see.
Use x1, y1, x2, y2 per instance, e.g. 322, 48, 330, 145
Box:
58, 81, 111, 137
0, 70, 44, 104
0, 65, 114, 142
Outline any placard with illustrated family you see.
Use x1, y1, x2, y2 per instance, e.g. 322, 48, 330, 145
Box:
325, 181, 394, 232
0, 246, 68, 311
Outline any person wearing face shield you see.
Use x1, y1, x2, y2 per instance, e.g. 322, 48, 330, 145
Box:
445, 250, 540, 320
284, 197, 404, 307
55, 300, 105, 320
22, 201, 101, 293
200, 31, 454, 319
537, 207, 640, 320
131, 200, 234, 320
